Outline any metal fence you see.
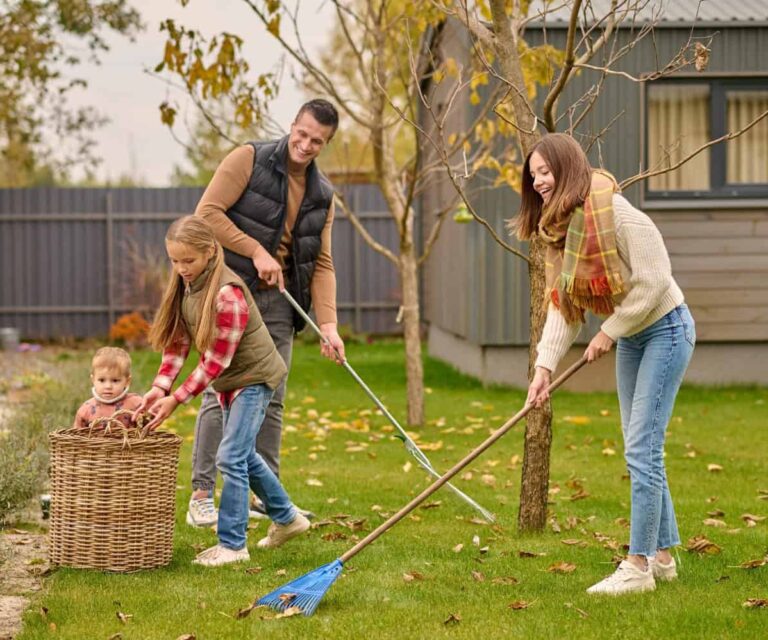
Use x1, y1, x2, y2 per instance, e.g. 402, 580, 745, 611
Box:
0, 185, 401, 339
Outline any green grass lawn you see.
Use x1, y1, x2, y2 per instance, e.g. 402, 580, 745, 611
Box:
17, 341, 768, 639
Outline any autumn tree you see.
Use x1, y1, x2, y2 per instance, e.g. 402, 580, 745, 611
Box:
157, 0, 525, 426
419, 0, 767, 531
0, 0, 143, 186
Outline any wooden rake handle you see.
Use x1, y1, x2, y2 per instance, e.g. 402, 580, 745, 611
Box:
339, 356, 589, 563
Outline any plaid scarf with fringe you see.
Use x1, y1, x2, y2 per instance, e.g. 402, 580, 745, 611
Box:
540, 171, 624, 324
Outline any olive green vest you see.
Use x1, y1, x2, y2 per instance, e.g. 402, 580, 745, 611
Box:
182, 264, 286, 392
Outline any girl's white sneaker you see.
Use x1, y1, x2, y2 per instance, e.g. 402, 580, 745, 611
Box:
649, 556, 678, 581
193, 544, 249, 567
586, 560, 656, 595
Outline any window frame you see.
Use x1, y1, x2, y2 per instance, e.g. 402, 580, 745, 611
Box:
643, 75, 768, 201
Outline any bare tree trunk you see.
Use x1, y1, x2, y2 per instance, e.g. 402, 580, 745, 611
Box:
517, 237, 552, 531
400, 245, 424, 426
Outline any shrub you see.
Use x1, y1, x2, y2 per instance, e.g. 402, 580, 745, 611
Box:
109, 311, 150, 348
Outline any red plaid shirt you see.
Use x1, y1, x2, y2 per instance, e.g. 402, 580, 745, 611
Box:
152, 284, 249, 407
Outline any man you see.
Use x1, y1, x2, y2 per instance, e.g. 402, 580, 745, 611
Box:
186, 98, 345, 526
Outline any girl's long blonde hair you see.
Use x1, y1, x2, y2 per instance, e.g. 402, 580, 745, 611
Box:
149, 215, 225, 353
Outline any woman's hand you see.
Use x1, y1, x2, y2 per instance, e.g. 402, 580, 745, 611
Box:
133, 386, 166, 422
584, 330, 615, 362
527, 366, 552, 408
144, 396, 179, 431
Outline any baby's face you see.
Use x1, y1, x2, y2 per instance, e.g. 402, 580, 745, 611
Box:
91, 367, 129, 401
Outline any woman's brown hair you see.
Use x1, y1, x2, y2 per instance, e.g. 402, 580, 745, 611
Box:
512, 133, 592, 241
148, 216, 225, 353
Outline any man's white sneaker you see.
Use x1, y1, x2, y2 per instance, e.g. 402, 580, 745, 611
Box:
586, 560, 656, 595
649, 556, 677, 581
186, 497, 218, 527
193, 544, 249, 567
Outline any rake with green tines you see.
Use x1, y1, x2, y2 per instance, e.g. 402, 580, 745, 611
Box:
255, 356, 588, 616
280, 288, 495, 523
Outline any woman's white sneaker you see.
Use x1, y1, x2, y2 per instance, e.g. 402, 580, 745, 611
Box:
586, 560, 656, 595
649, 556, 677, 581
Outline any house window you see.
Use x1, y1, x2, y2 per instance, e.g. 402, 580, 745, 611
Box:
646, 78, 768, 198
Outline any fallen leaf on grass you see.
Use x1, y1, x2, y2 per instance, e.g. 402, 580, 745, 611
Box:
452, 543, 464, 553
561, 539, 586, 547
734, 558, 767, 570
116, 611, 133, 625
703, 518, 727, 528
491, 576, 519, 585
743, 599, 768, 608
707, 509, 725, 517
707, 463, 723, 473
602, 448, 616, 456
741, 513, 766, 526
472, 535, 480, 547
563, 416, 591, 425
443, 613, 462, 625
518, 550, 546, 558
305, 478, 323, 487
508, 600, 533, 610
275, 606, 303, 619
569, 489, 590, 502
235, 604, 255, 619
322, 531, 348, 542
547, 562, 577, 574
402, 461, 412, 473
403, 571, 425, 582
471, 570, 485, 582
685, 535, 722, 554
108, 634, 123, 640
275, 569, 287, 576
175, 635, 196, 640
244, 566, 263, 575
421, 501, 442, 510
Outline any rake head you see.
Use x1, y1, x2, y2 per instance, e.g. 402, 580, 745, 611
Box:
257, 559, 344, 616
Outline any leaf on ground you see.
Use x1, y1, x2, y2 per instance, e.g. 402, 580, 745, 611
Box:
419, 440, 443, 451
443, 613, 462, 625
707, 509, 725, 517
403, 571, 425, 582
707, 463, 724, 473
685, 535, 722, 554
569, 489, 590, 502
563, 415, 591, 425
402, 461, 412, 473
518, 550, 546, 558
736, 558, 767, 570
471, 570, 485, 582
321, 531, 348, 542
703, 518, 728, 528
301, 396, 316, 404
743, 598, 768, 608
421, 501, 442, 510
481, 474, 496, 486
116, 611, 133, 625
561, 539, 586, 547
452, 543, 464, 553
306, 478, 323, 487
244, 566, 262, 575
467, 517, 489, 526
235, 604, 254, 619
472, 535, 481, 546
547, 562, 577, 574
599, 409, 611, 417
741, 513, 766, 526
275, 606, 303, 619
508, 600, 533, 610
491, 576, 519, 585
107, 634, 122, 640
278, 593, 297, 603
275, 569, 287, 576
175, 635, 196, 640
614, 517, 630, 528
706, 496, 719, 503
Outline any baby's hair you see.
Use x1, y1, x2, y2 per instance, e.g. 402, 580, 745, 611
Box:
149, 215, 224, 353
91, 346, 132, 377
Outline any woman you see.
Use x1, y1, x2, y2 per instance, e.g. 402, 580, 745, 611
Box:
518, 134, 695, 595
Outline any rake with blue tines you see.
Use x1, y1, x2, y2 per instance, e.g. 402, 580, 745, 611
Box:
255, 356, 588, 616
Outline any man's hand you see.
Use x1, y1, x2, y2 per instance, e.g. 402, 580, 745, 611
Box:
133, 386, 166, 422
584, 330, 615, 363
144, 395, 179, 431
319, 323, 345, 364
252, 245, 284, 291
526, 366, 552, 408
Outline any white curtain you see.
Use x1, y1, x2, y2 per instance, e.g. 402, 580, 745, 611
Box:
727, 91, 768, 185
648, 84, 710, 191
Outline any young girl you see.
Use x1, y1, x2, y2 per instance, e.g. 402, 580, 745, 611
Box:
135, 215, 310, 567
73, 346, 142, 428
518, 134, 695, 595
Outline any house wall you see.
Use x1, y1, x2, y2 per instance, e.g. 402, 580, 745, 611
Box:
423, 20, 768, 387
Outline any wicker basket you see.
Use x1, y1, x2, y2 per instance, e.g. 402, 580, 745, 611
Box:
49, 415, 182, 572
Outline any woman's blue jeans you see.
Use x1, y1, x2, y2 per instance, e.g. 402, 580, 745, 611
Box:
216, 384, 296, 550
616, 304, 695, 557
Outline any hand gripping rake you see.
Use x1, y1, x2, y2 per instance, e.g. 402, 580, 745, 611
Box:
281, 289, 494, 523
256, 355, 588, 616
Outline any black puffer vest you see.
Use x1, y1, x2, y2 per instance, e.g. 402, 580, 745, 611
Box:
223, 136, 333, 330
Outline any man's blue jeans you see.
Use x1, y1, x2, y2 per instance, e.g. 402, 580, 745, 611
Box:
216, 384, 296, 550
616, 304, 695, 557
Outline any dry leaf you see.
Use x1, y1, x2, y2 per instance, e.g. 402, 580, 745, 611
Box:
508, 600, 533, 610
452, 543, 464, 553
743, 598, 768, 608
421, 501, 442, 510
235, 605, 254, 619
685, 535, 722, 554
403, 571, 424, 582
547, 562, 577, 574
707, 509, 725, 518
481, 474, 496, 486
175, 635, 196, 640
275, 606, 303, 619
736, 558, 767, 570
443, 612, 462, 625
599, 409, 611, 417
694, 42, 710, 72
707, 463, 723, 473
561, 539, 586, 547
402, 461, 412, 473
741, 513, 766, 525
602, 448, 616, 456
278, 593, 297, 603
471, 570, 485, 582
563, 415, 591, 425
491, 576, 519, 585
569, 489, 590, 502
275, 569, 287, 576
116, 611, 133, 625
244, 566, 262, 575
703, 518, 727, 528
518, 550, 545, 558
107, 634, 122, 640
472, 535, 481, 547
479, 546, 490, 554
306, 478, 323, 487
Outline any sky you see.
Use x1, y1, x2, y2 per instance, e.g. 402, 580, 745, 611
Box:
68, 0, 334, 186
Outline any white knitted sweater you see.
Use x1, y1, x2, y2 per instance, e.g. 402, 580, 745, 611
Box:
535, 193, 684, 372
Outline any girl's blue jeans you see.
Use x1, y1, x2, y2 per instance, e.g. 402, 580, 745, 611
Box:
616, 304, 695, 557
216, 384, 296, 550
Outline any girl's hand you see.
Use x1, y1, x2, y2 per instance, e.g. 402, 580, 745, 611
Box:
584, 330, 615, 362
145, 396, 179, 431
133, 386, 166, 422
527, 367, 552, 408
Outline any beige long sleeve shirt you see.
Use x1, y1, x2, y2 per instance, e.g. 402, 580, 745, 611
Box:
535, 194, 685, 372
194, 144, 337, 325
